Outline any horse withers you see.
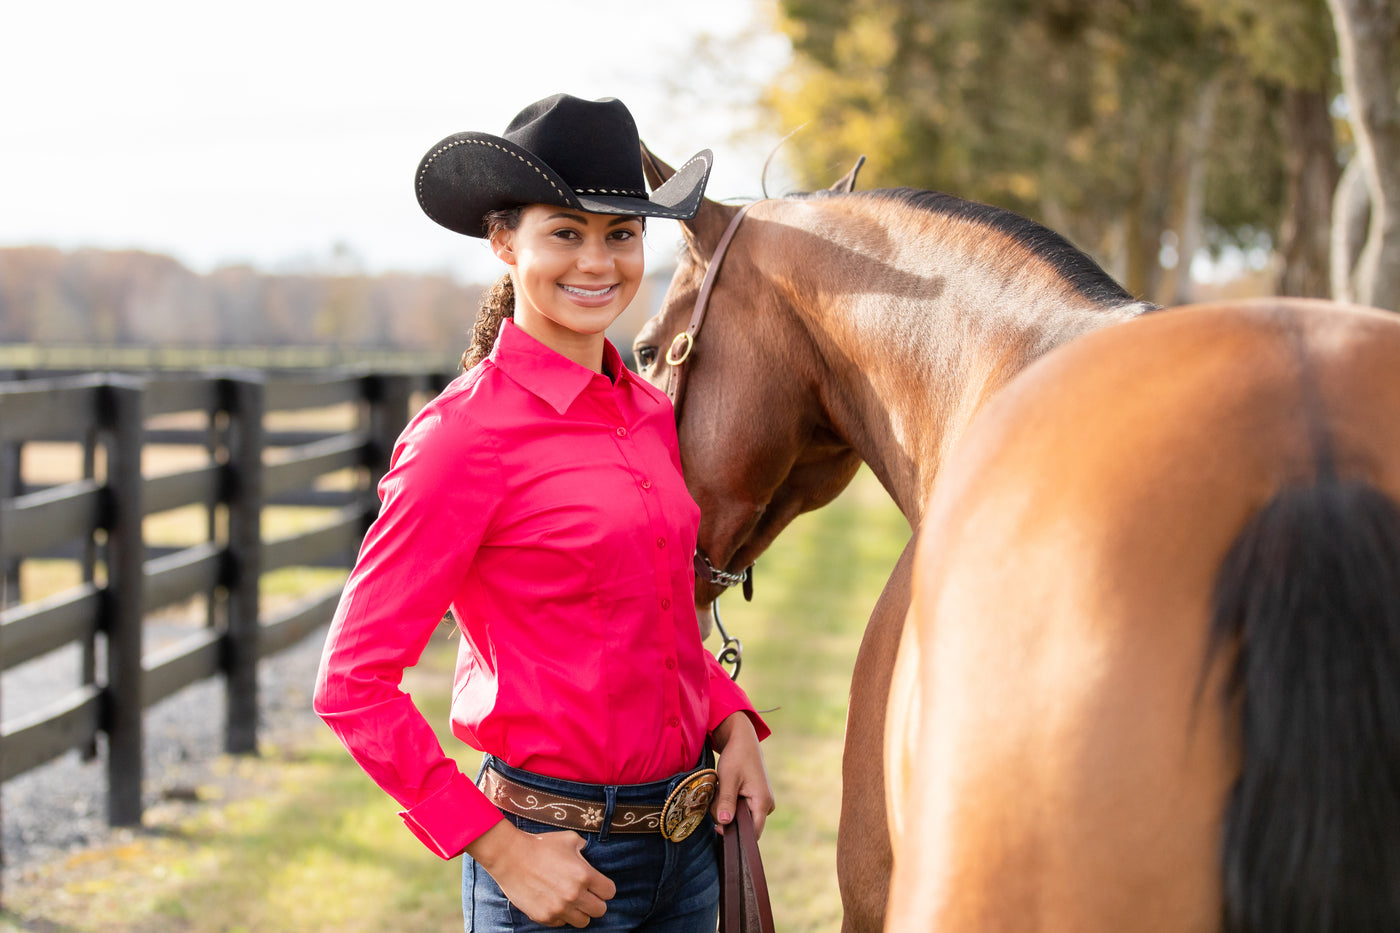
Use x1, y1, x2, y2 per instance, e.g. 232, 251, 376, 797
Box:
886, 298, 1400, 930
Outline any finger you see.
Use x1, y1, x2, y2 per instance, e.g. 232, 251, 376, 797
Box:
748, 795, 769, 838
711, 781, 739, 826
587, 868, 617, 902
579, 889, 610, 919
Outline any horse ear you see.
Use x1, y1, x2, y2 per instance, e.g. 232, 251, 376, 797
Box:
679, 197, 740, 262
640, 142, 673, 192
640, 142, 738, 262
829, 155, 866, 194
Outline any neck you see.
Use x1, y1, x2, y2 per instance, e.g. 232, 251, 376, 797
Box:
768, 203, 1147, 525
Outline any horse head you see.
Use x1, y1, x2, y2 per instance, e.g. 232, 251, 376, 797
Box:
635, 146, 863, 622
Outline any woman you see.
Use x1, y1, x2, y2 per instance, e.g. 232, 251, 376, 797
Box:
314, 94, 774, 932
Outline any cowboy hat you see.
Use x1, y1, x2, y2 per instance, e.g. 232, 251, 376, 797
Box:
415, 94, 713, 238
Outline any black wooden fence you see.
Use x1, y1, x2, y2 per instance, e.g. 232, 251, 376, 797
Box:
0, 367, 451, 898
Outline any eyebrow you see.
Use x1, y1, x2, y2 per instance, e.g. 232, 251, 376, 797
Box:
546, 211, 643, 227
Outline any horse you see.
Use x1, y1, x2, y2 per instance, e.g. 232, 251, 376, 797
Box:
884, 298, 1400, 930
634, 150, 1154, 931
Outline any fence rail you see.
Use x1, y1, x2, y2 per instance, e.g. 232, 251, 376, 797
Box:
0, 366, 452, 898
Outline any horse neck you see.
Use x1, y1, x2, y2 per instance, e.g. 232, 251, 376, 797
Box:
765, 206, 1149, 524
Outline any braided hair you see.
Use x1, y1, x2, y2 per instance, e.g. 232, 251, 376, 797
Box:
461, 207, 523, 370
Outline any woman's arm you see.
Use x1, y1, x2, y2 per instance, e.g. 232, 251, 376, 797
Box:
710, 709, 776, 837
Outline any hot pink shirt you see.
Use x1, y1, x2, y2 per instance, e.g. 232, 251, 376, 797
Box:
314, 320, 767, 859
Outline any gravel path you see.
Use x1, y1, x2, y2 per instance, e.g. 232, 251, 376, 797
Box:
1, 616, 332, 891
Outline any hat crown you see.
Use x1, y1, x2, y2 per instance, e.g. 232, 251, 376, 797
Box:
502, 95, 645, 197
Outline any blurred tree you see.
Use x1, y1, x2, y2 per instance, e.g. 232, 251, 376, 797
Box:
764, 0, 1343, 301
1326, 0, 1400, 310
1186, 0, 1339, 298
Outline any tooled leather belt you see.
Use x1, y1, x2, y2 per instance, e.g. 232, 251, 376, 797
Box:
480, 766, 719, 843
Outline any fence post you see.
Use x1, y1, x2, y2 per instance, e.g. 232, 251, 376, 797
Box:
2, 442, 21, 608
0, 429, 9, 899
81, 427, 99, 760
222, 376, 264, 755
363, 373, 413, 529
103, 378, 145, 826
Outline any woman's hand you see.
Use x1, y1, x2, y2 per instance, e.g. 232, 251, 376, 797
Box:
709, 711, 776, 837
467, 820, 616, 927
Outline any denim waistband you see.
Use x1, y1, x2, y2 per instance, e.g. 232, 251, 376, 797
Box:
479, 748, 715, 808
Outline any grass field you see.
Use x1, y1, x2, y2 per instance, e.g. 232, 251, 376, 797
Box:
1, 466, 909, 932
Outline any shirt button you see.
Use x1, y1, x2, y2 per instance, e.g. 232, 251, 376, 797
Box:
665, 657, 676, 670
667, 716, 680, 727
661, 598, 671, 610
656, 537, 667, 549
615, 426, 627, 437
641, 479, 652, 490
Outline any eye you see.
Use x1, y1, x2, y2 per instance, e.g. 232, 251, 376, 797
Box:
636, 345, 658, 369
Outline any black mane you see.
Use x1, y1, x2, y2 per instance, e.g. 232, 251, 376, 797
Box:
813, 186, 1138, 307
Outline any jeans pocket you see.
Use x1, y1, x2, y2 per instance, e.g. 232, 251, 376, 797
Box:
507, 813, 600, 858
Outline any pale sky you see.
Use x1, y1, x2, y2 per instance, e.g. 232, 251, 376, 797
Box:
2, 0, 792, 283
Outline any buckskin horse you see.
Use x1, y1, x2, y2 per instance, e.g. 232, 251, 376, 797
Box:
641, 145, 1400, 924
634, 151, 1151, 930
885, 299, 1400, 930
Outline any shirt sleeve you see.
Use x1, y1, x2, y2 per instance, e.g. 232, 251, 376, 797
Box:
704, 653, 772, 741
313, 403, 506, 858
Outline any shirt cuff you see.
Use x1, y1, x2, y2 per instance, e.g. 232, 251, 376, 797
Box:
398, 769, 504, 859
707, 672, 772, 742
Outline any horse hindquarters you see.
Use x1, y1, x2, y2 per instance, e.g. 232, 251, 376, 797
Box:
1210, 476, 1400, 932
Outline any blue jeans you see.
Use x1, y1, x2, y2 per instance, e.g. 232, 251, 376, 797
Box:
462, 755, 721, 932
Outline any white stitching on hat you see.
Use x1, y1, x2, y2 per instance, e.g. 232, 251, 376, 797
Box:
417, 141, 710, 223
416, 138, 567, 224
579, 152, 710, 219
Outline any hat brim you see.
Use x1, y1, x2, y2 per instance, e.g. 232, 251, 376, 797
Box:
416, 132, 713, 238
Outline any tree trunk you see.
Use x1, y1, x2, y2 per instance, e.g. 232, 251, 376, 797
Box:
1167, 76, 1222, 306
1277, 87, 1341, 298
1331, 154, 1372, 302
1327, 0, 1400, 311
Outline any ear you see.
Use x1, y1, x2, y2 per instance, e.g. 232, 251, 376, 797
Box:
489, 229, 517, 266
679, 196, 741, 263
641, 142, 740, 263
829, 155, 866, 194
640, 141, 673, 192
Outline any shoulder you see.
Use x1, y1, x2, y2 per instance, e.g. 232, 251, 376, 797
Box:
394, 364, 508, 467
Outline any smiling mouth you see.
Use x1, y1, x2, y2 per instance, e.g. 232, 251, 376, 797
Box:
559, 283, 618, 299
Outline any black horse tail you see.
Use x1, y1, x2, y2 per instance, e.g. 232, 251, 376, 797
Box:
1210, 474, 1400, 932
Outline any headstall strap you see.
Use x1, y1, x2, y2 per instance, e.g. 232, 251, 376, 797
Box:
664, 200, 762, 416
667, 201, 763, 682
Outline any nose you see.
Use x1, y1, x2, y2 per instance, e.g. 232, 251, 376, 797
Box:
576, 236, 614, 274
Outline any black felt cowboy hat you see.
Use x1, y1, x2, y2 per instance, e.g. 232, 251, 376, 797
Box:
415, 94, 713, 239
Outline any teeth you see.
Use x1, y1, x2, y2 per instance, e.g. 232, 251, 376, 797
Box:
561, 284, 614, 297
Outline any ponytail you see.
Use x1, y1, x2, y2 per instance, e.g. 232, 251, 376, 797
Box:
463, 273, 515, 370
461, 207, 524, 371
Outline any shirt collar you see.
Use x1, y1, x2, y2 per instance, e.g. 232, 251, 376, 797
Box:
489, 319, 634, 414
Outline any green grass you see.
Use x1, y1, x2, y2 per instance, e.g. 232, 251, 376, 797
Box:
1, 468, 909, 932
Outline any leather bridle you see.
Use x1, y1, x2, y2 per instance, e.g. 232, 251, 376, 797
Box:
662, 201, 762, 679
663, 201, 759, 421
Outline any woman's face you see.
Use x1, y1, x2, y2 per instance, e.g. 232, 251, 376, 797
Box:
492, 204, 645, 358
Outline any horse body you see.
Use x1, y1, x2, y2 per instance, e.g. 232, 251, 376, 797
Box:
886, 300, 1400, 930
634, 166, 1148, 930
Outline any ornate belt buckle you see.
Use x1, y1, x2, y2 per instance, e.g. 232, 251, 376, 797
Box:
659, 767, 718, 842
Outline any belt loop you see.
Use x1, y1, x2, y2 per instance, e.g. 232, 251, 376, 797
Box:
599, 785, 618, 843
